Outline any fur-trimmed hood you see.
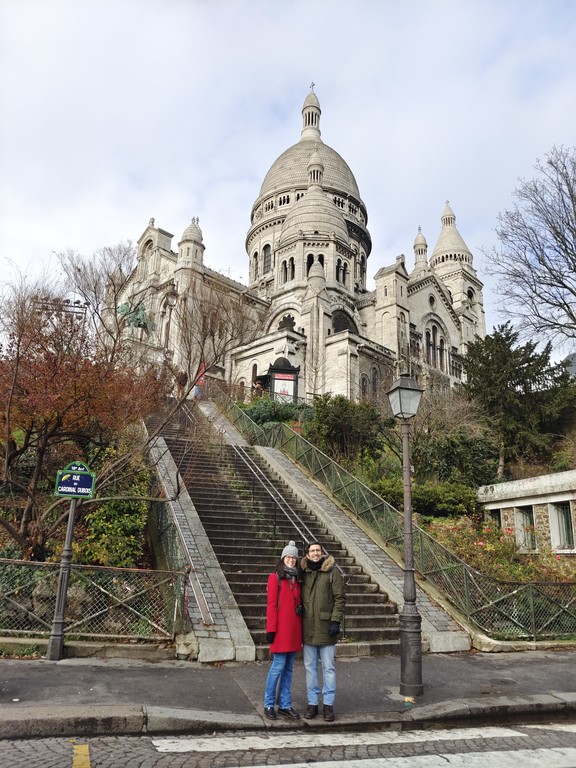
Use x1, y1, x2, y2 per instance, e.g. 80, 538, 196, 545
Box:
300, 554, 336, 573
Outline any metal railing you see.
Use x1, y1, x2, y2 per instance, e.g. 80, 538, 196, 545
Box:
217, 395, 576, 642
0, 558, 187, 642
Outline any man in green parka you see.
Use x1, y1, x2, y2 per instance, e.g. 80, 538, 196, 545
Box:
300, 541, 346, 721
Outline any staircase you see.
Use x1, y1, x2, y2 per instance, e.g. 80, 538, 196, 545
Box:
159, 407, 400, 659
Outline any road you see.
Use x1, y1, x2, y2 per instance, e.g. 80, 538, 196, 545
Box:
2, 722, 576, 767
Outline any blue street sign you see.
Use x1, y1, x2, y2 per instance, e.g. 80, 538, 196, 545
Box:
54, 462, 96, 499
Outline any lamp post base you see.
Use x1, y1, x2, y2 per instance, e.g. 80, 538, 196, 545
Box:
399, 606, 423, 697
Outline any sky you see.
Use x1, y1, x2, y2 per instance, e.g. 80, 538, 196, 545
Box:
1, 0, 575, 337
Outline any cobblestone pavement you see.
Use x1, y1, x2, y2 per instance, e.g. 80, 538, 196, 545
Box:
2, 721, 576, 767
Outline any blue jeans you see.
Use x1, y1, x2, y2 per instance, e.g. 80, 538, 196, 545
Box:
264, 651, 296, 708
303, 643, 336, 706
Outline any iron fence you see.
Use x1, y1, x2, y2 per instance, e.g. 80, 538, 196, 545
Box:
0, 558, 187, 642
218, 396, 576, 642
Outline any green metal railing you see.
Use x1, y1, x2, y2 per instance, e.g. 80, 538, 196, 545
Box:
0, 558, 187, 642
219, 396, 576, 642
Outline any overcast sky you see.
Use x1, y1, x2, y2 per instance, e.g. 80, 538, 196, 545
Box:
1, 0, 575, 337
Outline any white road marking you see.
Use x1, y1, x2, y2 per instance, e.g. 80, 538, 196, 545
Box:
152, 725, 521, 752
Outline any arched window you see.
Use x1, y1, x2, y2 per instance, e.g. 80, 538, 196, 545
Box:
439, 338, 446, 371
336, 258, 342, 282
251, 363, 257, 384
281, 261, 287, 284
361, 374, 369, 399
263, 245, 272, 273
289, 257, 295, 280
306, 253, 315, 275
360, 254, 366, 286
372, 367, 379, 398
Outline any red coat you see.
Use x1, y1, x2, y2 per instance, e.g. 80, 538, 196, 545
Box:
266, 572, 303, 653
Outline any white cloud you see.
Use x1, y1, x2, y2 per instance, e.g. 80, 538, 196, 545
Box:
1, 0, 575, 338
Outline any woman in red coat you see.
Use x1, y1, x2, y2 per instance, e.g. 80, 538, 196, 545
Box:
263, 541, 303, 720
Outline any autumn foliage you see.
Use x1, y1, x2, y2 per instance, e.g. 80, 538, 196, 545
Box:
0, 282, 171, 559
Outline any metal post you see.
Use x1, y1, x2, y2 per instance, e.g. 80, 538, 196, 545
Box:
46, 498, 78, 661
399, 418, 423, 697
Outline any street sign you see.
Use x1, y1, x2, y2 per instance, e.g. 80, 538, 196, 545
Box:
54, 462, 96, 499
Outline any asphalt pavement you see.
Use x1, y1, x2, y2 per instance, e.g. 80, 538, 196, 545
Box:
2, 648, 576, 739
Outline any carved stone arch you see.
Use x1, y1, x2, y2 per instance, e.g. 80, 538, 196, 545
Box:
331, 309, 358, 334
267, 305, 301, 334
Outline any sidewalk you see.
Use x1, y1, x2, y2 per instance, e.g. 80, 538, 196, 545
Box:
2, 649, 576, 739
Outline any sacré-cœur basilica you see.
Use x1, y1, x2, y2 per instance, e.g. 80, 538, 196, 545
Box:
117, 88, 486, 403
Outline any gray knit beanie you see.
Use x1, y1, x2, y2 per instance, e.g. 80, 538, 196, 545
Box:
281, 540, 299, 559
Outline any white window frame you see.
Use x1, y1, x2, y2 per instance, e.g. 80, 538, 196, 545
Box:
514, 505, 536, 551
549, 501, 575, 551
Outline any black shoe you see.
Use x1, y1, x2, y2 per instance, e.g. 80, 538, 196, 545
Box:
264, 707, 276, 720
278, 707, 300, 719
323, 704, 335, 722
303, 704, 318, 719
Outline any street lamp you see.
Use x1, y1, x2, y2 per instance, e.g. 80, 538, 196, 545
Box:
387, 374, 425, 697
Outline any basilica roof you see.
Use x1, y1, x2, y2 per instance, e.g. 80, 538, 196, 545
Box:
257, 90, 362, 203
430, 203, 472, 262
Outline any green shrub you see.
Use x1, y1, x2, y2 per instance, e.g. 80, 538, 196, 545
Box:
240, 397, 312, 426
370, 477, 477, 518
75, 453, 152, 568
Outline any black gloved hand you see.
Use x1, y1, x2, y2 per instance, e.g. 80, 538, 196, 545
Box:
266, 632, 276, 644
328, 622, 341, 637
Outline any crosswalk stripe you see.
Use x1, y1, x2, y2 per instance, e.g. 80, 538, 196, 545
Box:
152, 725, 523, 753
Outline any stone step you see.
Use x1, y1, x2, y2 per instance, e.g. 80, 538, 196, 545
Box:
234, 598, 396, 614
243, 613, 399, 630
160, 418, 401, 659
223, 571, 376, 588
215, 555, 359, 570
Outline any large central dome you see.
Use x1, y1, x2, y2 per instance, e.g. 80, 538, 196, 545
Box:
246, 89, 371, 266
251, 89, 366, 219
259, 140, 361, 200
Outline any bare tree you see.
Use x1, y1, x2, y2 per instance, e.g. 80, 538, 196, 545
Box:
57, 242, 137, 364
169, 278, 263, 400
0, 251, 266, 558
486, 145, 576, 347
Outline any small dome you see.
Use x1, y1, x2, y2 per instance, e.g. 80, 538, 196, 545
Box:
181, 217, 203, 243
430, 203, 472, 263
303, 89, 320, 110
278, 186, 349, 246
414, 226, 427, 248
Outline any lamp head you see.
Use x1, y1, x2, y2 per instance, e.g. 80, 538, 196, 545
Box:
387, 374, 424, 419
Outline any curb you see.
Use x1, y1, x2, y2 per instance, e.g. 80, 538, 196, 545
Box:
2, 694, 576, 740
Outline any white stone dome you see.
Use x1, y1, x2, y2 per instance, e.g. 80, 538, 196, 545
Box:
259, 140, 361, 201
278, 185, 350, 246
180, 217, 203, 243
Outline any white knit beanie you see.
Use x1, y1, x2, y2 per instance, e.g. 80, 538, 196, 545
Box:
281, 540, 299, 559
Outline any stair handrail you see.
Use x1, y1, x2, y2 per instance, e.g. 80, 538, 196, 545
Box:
213, 393, 576, 642
154, 400, 216, 626
231, 445, 346, 580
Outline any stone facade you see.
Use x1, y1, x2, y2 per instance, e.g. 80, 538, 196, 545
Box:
117, 89, 486, 402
